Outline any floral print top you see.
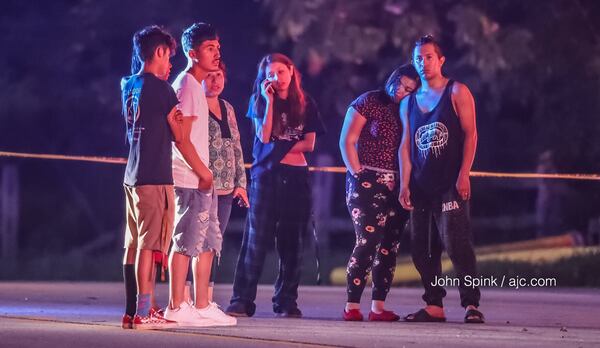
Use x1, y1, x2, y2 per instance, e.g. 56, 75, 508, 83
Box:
350, 90, 402, 172
208, 98, 247, 192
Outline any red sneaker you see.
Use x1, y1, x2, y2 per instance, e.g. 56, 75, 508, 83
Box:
121, 314, 133, 329
343, 308, 364, 321
132, 309, 178, 330
368, 310, 400, 321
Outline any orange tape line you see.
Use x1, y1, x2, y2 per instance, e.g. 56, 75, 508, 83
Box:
1, 151, 599, 181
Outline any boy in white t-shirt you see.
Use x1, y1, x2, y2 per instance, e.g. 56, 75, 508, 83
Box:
165, 22, 235, 327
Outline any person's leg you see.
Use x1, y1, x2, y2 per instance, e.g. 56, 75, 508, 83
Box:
371, 192, 408, 315
135, 249, 155, 316
130, 185, 168, 317
208, 193, 233, 302
228, 173, 275, 316
436, 188, 482, 320
193, 251, 214, 309
272, 166, 309, 316
167, 187, 203, 309
122, 248, 137, 322
407, 191, 446, 320
122, 186, 138, 322
194, 188, 222, 309
169, 251, 191, 308
343, 170, 386, 312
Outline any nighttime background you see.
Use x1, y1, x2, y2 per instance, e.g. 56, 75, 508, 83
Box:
0, 0, 599, 284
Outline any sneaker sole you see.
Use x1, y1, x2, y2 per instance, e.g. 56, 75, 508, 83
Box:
176, 320, 236, 327
226, 312, 248, 317
132, 323, 178, 330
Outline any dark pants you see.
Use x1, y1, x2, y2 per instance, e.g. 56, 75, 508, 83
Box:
410, 185, 480, 308
230, 165, 311, 312
345, 170, 409, 303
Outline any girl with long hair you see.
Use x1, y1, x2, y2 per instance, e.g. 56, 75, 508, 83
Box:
226, 53, 325, 318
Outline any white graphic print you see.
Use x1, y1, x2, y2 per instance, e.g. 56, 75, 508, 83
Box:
275, 112, 304, 141
415, 121, 448, 158
125, 88, 142, 141
442, 200, 460, 212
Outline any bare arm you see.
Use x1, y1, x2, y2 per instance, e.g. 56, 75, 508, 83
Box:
339, 107, 366, 175
166, 106, 184, 143
452, 82, 478, 200
228, 104, 249, 207
288, 132, 316, 153
398, 97, 413, 210
254, 80, 276, 143
174, 116, 213, 190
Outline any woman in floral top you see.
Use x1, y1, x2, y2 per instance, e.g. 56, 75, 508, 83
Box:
202, 62, 249, 300
339, 64, 419, 321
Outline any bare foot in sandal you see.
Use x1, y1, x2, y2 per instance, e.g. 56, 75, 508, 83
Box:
464, 305, 485, 323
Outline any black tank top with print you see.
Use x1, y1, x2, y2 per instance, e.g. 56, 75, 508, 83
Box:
408, 80, 463, 197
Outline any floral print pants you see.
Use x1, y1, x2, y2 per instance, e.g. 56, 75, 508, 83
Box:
345, 169, 409, 303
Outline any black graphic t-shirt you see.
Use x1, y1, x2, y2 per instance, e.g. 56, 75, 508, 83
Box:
121, 73, 179, 186
247, 94, 325, 178
408, 80, 463, 197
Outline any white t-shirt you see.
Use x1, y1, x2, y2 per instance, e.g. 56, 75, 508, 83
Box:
171, 72, 210, 189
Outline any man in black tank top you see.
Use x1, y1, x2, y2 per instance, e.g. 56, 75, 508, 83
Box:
398, 35, 484, 324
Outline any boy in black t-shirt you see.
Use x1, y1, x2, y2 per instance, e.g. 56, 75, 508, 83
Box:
120, 25, 183, 330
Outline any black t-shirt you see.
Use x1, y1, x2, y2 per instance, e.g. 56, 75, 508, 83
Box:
247, 94, 326, 178
121, 73, 179, 186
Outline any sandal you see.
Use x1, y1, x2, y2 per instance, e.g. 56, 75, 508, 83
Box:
464, 309, 485, 324
404, 308, 446, 322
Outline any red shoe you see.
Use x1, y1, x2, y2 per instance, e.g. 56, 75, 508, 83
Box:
343, 308, 364, 321
121, 314, 133, 329
368, 310, 400, 321
132, 309, 178, 330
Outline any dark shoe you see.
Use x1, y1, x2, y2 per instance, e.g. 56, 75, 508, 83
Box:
225, 302, 255, 317
404, 309, 446, 322
274, 307, 302, 318
368, 310, 400, 322
343, 308, 363, 321
464, 308, 485, 324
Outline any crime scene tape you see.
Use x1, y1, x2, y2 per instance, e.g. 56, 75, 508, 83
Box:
1, 151, 600, 181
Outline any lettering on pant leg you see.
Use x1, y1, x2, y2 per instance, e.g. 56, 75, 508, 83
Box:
441, 200, 460, 212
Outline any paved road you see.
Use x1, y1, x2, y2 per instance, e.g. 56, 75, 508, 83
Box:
0, 282, 598, 347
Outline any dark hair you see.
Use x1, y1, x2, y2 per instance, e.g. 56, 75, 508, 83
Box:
130, 25, 176, 74
250, 53, 306, 129
181, 22, 218, 54
413, 34, 444, 59
384, 63, 419, 95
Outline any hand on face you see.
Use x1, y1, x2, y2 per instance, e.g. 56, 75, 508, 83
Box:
265, 62, 292, 93
260, 79, 275, 101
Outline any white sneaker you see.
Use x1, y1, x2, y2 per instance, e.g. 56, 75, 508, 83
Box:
164, 301, 217, 327
196, 302, 237, 326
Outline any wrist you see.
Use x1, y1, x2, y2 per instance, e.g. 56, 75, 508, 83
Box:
352, 166, 365, 178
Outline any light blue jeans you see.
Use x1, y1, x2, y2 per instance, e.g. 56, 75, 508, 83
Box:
171, 187, 221, 258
